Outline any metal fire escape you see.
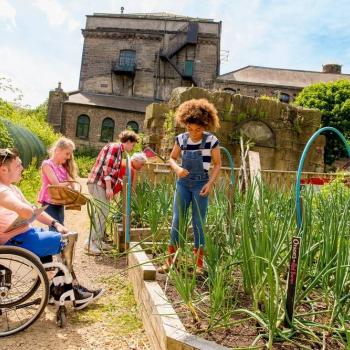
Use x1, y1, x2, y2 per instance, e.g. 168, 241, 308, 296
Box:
159, 22, 198, 86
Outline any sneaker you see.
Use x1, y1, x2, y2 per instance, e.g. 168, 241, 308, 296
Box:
76, 284, 104, 300
98, 241, 113, 251
72, 285, 93, 310
84, 241, 101, 256
50, 283, 66, 302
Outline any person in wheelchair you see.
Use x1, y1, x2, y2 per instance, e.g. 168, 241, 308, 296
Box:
0, 148, 103, 310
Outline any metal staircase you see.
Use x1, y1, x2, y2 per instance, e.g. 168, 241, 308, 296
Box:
159, 22, 198, 85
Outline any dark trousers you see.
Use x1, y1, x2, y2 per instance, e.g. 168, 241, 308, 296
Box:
43, 202, 64, 231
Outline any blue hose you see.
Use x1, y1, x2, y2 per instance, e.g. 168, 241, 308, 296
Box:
295, 127, 350, 229
125, 155, 132, 243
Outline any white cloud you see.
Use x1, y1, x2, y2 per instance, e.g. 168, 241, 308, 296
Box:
0, 0, 16, 30
33, 0, 80, 30
0, 46, 79, 107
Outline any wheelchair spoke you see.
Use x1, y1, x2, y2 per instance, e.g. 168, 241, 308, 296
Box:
0, 247, 49, 337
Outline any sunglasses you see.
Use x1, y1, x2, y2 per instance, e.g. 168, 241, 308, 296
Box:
0, 149, 14, 166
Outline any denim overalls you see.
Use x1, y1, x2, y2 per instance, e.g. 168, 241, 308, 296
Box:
170, 132, 210, 248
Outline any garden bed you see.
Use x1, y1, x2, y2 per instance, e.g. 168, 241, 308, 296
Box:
128, 242, 345, 350
124, 180, 350, 349
127, 242, 228, 350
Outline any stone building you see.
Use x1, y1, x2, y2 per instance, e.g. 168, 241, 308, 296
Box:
215, 64, 350, 103
47, 11, 350, 152
47, 12, 221, 148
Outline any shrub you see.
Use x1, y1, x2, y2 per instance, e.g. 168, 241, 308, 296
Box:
294, 80, 350, 164
0, 98, 59, 148
75, 154, 95, 178
18, 160, 41, 204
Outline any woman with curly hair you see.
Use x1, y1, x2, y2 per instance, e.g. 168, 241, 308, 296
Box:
158, 99, 222, 274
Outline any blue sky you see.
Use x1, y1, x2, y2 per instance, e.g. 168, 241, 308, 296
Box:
1, 0, 350, 107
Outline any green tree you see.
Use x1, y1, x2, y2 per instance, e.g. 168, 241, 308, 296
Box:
294, 79, 350, 164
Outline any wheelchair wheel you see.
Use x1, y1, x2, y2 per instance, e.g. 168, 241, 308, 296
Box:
0, 246, 49, 337
56, 305, 67, 328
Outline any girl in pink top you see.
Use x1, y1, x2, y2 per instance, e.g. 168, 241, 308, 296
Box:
38, 137, 78, 230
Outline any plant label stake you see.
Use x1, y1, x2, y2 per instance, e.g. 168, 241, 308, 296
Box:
284, 236, 301, 327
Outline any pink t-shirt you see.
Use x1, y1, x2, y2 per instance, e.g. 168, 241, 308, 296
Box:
0, 184, 31, 244
38, 159, 69, 204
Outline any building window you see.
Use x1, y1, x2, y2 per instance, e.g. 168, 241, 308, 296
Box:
223, 87, 236, 94
100, 118, 115, 142
119, 50, 136, 68
126, 121, 139, 133
76, 115, 90, 139
279, 93, 290, 103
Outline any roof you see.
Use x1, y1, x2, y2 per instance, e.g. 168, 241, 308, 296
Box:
217, 65, 350, 88
91, 12, 214, 22
65, 92, 153, 113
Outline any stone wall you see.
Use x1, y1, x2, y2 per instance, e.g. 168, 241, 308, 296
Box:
144, 87, 325, 172
214, 80, 301, 103
79, 14, 221, 101
61, 103, 144, 149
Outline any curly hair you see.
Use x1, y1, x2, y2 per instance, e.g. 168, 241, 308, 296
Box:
175, 99, 220, 131
118, 129, 139, 143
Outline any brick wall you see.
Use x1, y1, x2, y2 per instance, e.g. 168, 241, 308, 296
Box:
61, 103, 145, 149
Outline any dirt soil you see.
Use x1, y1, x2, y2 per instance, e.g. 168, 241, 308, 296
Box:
156, 265, 345, 350
2, 179, 150, 350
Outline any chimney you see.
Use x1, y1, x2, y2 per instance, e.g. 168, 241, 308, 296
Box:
322, 63, 342, 74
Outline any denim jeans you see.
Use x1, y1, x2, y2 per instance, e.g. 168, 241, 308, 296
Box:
5, 228, 63, 258
170, 179, 208, 248
43, 202, 64, 231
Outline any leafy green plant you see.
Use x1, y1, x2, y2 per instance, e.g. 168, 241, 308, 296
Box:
18, 160, 41, 203
294, 79, 350, 164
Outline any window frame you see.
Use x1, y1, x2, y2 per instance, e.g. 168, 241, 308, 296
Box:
126, 120, 139, 133
100, 117, 115, 142
76, 114, 90, 139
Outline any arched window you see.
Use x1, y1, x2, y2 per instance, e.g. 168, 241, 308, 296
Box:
100, 118, 115, 142
223, 87, 236, 94
76, 115, 90, 139
279, 92, 290, 103
126, 121, 139, 133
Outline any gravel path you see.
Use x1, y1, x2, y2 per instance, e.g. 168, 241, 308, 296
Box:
2, 179, 150, 350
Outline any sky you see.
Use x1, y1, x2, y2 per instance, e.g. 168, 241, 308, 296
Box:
1, 0, 350, 107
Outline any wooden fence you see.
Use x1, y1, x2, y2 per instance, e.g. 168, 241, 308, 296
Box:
138, 162, 347, 190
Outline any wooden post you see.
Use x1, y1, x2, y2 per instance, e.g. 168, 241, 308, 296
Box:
248, 151, 262, 200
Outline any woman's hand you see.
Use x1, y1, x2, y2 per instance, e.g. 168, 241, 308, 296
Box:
176, 166, 189, 178
105, 188, 114, 201
55, 222, 69, 235
199, 182, 213, 197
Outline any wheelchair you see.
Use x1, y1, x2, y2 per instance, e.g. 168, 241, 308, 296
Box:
0, 232, 79, 337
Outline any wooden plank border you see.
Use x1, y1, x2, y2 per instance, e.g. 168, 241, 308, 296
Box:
128, 243, 229, 350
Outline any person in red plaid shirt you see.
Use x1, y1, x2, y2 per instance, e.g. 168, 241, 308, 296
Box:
85, 130, 139, 255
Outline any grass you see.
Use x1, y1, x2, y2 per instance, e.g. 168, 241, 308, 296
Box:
70, 273, 143, 335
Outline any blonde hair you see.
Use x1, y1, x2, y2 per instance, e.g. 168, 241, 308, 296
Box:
49, 137, 78, 179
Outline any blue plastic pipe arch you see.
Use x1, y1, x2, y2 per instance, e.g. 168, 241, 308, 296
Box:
125, 155, 132, 243
295, 127, 350, 229
220, 146, 235, 186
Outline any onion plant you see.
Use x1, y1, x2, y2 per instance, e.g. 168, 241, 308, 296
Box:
127, 176, 350, 348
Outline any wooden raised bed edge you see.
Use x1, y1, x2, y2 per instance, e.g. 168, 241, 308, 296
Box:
127, 242, 229, 350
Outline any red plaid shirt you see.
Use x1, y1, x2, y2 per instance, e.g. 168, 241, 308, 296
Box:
87, 143, 124, 190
